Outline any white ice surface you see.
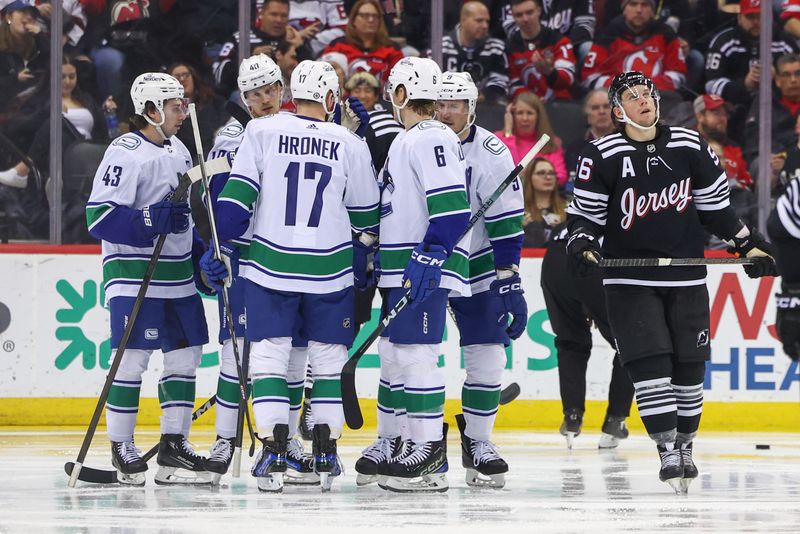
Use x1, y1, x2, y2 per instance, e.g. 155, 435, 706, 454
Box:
1, 429, 799, 533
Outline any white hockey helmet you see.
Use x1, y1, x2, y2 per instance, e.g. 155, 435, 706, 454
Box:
130, 72, 184, 120
438, 71, 478, 133
238, 53, 282, 95
385, 57, 442, 106
290, 60, 341, 115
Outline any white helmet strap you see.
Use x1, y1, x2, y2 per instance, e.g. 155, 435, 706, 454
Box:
143, 104, 168, 141
390, 85, 409, 126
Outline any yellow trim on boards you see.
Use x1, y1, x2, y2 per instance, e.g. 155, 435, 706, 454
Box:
1, 398, 798, 432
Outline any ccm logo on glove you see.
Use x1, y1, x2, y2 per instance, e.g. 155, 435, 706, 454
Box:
499, 282, 522, 294
411, 249, 445, 267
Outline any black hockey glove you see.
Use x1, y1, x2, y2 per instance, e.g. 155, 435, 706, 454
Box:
566, 229, 602, 277
726, 226, 779, 278
775, 284, 800, 361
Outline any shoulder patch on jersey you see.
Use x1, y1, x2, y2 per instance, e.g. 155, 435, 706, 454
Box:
219, 123, 244, 138
417, 120, 446, 131
482, 134, 508, 156
112, 135, 142, 151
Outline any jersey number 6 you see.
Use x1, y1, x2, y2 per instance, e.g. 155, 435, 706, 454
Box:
284, 161, 332, 227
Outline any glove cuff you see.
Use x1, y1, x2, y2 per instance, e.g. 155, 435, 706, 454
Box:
496, 265, 519, 280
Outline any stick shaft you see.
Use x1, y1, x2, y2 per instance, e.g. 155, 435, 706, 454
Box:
599, 257, 757, 267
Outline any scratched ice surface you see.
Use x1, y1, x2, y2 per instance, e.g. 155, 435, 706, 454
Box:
1, 429, 798, 533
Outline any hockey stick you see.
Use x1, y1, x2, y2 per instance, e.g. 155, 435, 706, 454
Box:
64, 395, 217, 484
188, 104, 257, 473
499, 382, 521, 405
224, 100, 253, 127
231, 340, 251, 478
341, 134, 551, 430
599, 257, 759, 267
68, 167, 203, 488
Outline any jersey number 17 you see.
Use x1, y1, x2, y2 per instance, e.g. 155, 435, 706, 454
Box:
284, 161, 332, 227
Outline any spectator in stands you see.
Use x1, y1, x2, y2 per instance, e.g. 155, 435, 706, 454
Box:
744, 53, 800, 163
564, 89, 615, 173
581, 0, 686, 100
0, 55, 106, 189
776, 114, 800, 194
506, 0, 577, 101
323, 0, 403, 85
522, 156, 566, 247
344, 70, 401, 170
706, 0, 798, 109
168, 62, 228, 159
442, 1, 508, 104
289, 0, 348, 56
270, 40, 299, 110
782, 0, 800, 40
694, 94, 752, 191
213, 0, 312, 98
320, 50, 349, 89
497, 91, 568, 185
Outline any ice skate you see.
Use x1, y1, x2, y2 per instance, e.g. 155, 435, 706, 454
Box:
285, 436, 319, 485
155, 434, 213, 485
298, 388, 314, 441
678, 441, 698, 493
251, 424, 289, 493
456, 414, 507, 488
205, 436, 234, 484
598, 415, 629, 449
380, 424, 449, 493
111, 440, 148, 486
559, 408, 583, 449
355, 436, 402, 486
657, 443, 685, 494
311, 424, 343, 492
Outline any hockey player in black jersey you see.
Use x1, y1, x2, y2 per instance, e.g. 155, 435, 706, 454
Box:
566, 71, 777, 494
768, 174, 800, 361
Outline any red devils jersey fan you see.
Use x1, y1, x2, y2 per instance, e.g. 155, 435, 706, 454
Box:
566, 72, 776, 495
506, 0, 577, 100
581, 0, 686, 91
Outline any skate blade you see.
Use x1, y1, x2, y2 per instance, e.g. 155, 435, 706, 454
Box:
665, 477, 686, 495
284, 471, 320, 486
598, 433, 620, 449
356, 473, 378, 486
381, 473, 449, 493
465, 469, 505, 489
566, 432, 576, 450
154, 466, 214, 486
679, 477, 695, 493
116, 471, 147, 486
256, 473, 285, 493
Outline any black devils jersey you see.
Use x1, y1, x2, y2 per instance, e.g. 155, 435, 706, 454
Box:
567, 126, 741, 286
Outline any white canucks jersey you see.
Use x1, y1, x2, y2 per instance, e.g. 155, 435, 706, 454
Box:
218, 113, 380, 294
460, 126, 523, 294
86, 132, 194, 303
378, 120, 473, 297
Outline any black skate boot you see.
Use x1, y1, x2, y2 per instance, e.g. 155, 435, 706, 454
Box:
678, 441, 698, 493
299, 388, 314, 441
311, 424, 343, 492
456, 413, 507, 488
111, 440, 148, 486
155, 434, 213, 485
657, 443, 685, 494
559, 408, 584, 449
285, 435, 319, 485
205, 436, 235, 483
251, 424, 289, 493
355, 435, 402, 486
598, 415, 629, 449
380, 424, 449, 493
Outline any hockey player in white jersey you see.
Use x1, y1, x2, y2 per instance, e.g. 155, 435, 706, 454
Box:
355, 57, 471, 493
199, 54, 317, 484
85, 73, 212, 485
208, 60, 380, 492
436, 72, 527, 488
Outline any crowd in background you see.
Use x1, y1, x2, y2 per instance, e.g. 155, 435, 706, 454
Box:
1, 0, 800, 244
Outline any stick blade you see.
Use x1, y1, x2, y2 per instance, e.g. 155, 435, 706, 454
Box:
341, 358, 364, 429
64, 461, 118, 484
499, 382, 521, 405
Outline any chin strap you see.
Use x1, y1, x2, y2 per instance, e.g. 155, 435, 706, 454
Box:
144, 113, 168, 142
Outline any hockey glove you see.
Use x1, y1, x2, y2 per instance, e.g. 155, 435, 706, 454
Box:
342, 96, 370, 138
141, 200, 190, 236
566, 229, 602, 277
726, 226, 779, 278
775, 284, 800, 361
200, 242, 240, 292
402, 243, 448, 307
191, 235, 216, 296
352, 232, 377, 290
490, 269, 528, 339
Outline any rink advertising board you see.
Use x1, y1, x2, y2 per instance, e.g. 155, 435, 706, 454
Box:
0, 246, 797, 430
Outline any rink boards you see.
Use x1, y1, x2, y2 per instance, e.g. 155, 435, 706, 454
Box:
0, 246, 797, 430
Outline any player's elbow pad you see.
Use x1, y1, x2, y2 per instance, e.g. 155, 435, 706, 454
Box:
215, 201, 251, 243
88, 206, 156, 247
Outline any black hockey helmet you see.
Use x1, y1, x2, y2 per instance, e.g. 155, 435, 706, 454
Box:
608, 71, 660, 130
